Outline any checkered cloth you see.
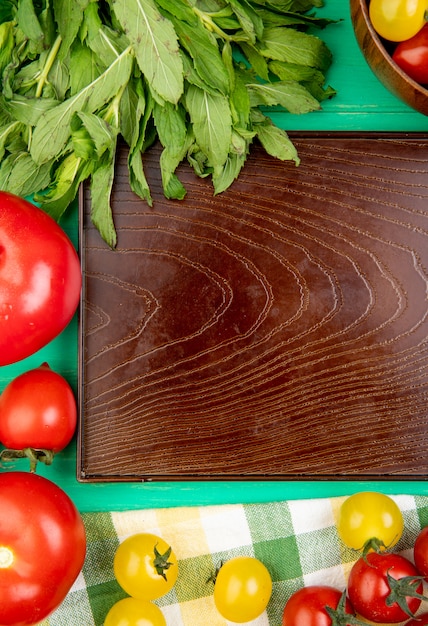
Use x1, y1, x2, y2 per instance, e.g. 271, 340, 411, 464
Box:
39, 495, 428, 626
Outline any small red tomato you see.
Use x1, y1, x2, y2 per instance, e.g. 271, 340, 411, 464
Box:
0, 363, 77, 470
0, 192, 81, 365
392, 24, 428, 85
414, 526, 428, 578
282, 586, 354, 626
347, 552, 424, 623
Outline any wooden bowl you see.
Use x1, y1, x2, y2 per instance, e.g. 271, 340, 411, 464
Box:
350, 0, 428, 116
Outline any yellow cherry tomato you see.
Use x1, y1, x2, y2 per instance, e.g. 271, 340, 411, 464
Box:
114, 533, 178, 601
213, 556, 272, 623
369, 0, 428, 42
337, 491, 404, 552
104, 597, 166, 626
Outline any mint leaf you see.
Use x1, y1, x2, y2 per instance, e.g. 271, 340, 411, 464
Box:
248, 80, 321, 114
254, 115, 300, 164
260, 26, 333, 71
185, 84, 232, 169
90, 145, 118, 249
53, 0, 91, 59
111, 0, 184, 104
30, 45, 133, 163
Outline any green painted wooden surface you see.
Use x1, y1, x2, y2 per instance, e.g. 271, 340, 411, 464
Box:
1, 1, 427, 512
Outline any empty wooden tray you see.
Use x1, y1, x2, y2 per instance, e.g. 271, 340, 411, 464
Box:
78, 133, 428, 482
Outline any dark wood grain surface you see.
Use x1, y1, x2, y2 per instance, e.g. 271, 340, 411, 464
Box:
78, 135, 428, 481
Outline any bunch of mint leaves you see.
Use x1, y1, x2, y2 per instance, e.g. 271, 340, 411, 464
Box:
0, 0, 337, 248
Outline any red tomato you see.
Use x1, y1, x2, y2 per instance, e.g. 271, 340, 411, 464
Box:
282, 586, 354, 626
414, 526, 428, 578
0, 192, 81, 366
392, 24, 428, 85
347, 552, 424, 623
0, 471, 86, 626
0, 363, 77, 470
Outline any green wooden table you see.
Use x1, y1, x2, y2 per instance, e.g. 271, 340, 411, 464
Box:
1, 0, 427, 512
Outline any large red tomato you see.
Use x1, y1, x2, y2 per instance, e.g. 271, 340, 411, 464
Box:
0, 192, 81, 365
0, 363, 77, 470
0, 471, 86, 625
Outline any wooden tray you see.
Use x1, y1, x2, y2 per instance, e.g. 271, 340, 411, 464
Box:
77, 133, 428, 482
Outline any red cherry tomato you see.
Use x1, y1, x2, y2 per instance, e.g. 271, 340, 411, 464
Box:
0, 471, 86, 626
414, 526, 428, 578
0, 363, 77, 469
282, 586, 354, 626
0, 192, 81, 365
347, 552, 424, 623
392, 24, 428, 85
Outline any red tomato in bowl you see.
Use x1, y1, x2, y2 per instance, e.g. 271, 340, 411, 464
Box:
0, 363, 77, 469
0, 192, 81, 365
0, 471, 86, 626
392, 24, 428, 85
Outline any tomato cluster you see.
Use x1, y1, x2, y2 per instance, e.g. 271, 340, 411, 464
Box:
105, 493, 428, 626
105, 533, 178, 625
105, 493, 427, 626
106, 537, 273, 624
282, 492, 428, 626
0, 193, 86, 625
369, 0, 428, 86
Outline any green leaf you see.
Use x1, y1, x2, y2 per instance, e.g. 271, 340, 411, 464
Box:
228, 0, 264, 43
119, 80, 141, 147
52, 0, 91, 59
269, 59, 322, 82
248, 80, 321, 114
84, 3, 130, 68
69, 42, 101, 95
253, 0, 323, 11
6, 94, 60, 125
185, 84, 232, 168
35, 152, 93, 220
260, 26, 332, 71
111, 0, 184, 104
154, 99, 185, 148
153, 100, 188, 198
127, 85, 154, 206
90, 146, 118, 248
254, 115, 300, 164
0, 21, 15, 76
212, 150, 247, 194
168, 12, 230, 96
181, 51, 220, 96
0, 150, 52, 197
155, 0, 198, 25
239, 42, 270, 81
71, 110, 118, 160
30, 45, 133, 163
0, 1, 15, 24
0, 121, 22, 160
229, 69, 251, 129
16, 0, 44, 46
